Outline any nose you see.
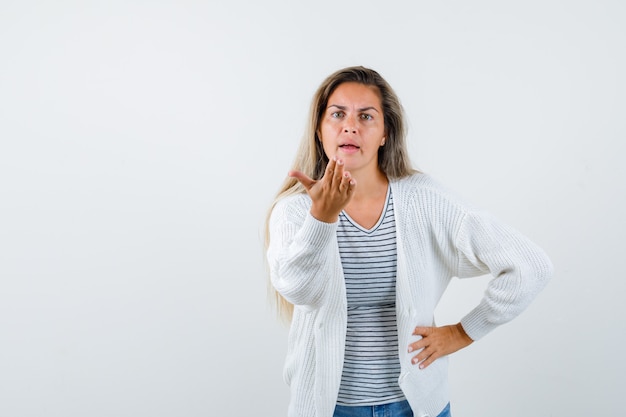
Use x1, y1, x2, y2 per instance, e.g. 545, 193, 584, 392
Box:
343, 114, 358, 134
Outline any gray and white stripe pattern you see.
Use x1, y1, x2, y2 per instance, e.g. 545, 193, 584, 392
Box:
336, 186, 405, 406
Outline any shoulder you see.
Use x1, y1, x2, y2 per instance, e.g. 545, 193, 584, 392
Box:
274, 192, 310, 210
391, 172, 477, 212
392, 172, 449, 193
270, 192, 311, 222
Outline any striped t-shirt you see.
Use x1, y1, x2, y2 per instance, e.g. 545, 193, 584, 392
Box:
336, 186, 405, 406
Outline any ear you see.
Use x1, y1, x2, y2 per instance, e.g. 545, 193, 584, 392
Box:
381, 137, 386, 146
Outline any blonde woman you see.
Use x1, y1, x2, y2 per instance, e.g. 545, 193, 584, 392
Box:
265, 66, 552, 417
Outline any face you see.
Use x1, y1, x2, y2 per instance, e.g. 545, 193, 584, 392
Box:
318, 82, 386, 175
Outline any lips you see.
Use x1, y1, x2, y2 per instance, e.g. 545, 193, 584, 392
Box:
339, 144, 360, 150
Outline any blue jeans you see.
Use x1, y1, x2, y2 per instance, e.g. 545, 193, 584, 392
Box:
333, 400, 451, 417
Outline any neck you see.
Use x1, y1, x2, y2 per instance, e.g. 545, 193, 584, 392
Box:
350, 168, 388, 202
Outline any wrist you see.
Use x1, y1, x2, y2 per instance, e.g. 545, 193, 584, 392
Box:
310, 206, 340, 224
455, 323, 474, 345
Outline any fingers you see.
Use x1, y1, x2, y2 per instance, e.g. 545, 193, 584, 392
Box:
321, 156, 355, 192
296, 156, 356, 223
407, 324, 473, 370
339, 173, 356, 193
412, 326, 431, 337
407, 329, 430, 369
324, 156, 343, 187
409, 343, 439, 369
410, 349, 439, 369
338, 168, 356, 193
290, 157, 355, 192
408, 326, 430, 351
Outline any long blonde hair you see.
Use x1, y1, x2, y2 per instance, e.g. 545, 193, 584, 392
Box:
264, 66, 417, 322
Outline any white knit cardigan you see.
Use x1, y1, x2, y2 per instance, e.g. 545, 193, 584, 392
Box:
267, 173, 553, 417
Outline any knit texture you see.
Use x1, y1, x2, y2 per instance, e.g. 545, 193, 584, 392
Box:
267, 173, 553, 417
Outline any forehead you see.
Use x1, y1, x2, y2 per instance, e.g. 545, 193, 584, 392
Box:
327, 82, 383, 108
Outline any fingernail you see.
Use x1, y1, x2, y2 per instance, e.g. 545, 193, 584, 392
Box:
419, 364, 425, 370
408, 347, 413, 353
337, 159, 343, 165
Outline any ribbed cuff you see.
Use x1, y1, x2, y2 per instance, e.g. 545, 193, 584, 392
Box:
460, 304, 500, 341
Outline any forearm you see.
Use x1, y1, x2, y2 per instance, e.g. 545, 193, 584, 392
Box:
268, 211, 338, 306
457, 210, 554, 340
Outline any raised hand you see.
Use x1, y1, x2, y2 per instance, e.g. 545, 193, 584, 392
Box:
289, 156, 356, 223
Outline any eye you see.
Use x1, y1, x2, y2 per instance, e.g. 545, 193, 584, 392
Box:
331, 111, 345, 118
360, 113, 373, 120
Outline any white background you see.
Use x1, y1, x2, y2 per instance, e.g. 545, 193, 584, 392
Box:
1, 1, 624, 416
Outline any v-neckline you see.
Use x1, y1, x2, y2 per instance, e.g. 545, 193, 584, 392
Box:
341, 185, 391, 233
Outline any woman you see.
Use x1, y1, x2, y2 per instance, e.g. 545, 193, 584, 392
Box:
265, 66, 552, 417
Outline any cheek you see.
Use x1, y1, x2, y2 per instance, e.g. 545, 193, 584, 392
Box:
318, 124, 334, 143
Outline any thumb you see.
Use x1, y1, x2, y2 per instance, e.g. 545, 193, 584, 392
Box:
289, 170, 316, 190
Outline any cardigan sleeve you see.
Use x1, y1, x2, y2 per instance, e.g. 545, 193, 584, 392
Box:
455, 209, 553, 341
266, 196, 339, 307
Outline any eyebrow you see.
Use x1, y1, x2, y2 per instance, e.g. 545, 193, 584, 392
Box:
328, 104, 380, 114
